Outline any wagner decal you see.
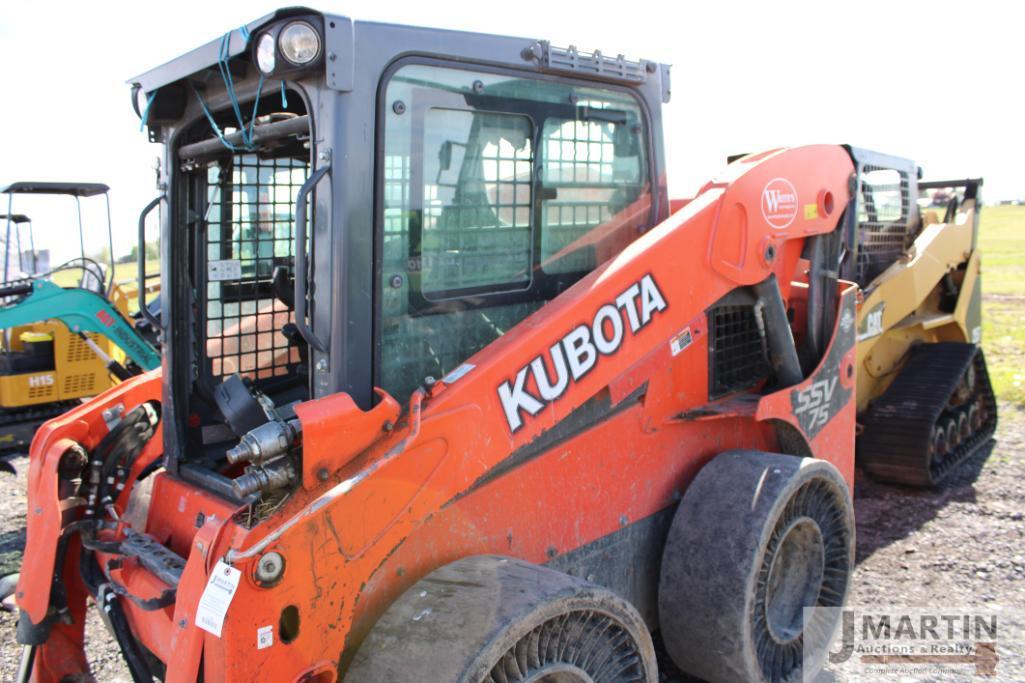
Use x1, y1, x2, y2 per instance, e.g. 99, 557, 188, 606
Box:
761, 177, 799, 229
498, 274, 667, 432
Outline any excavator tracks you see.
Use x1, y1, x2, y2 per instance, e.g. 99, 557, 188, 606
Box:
857, 342, 997, 487
0, 400, 79, 459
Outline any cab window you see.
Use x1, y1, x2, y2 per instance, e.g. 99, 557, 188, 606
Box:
379, 63, 650, 401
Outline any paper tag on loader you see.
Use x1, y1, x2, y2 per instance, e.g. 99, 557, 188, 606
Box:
196, 560, 242, 637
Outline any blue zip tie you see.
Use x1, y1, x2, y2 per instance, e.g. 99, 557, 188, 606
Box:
193, 25, 265, 152
139, 90, 157, 132
247, 73, 266, 146
281, 81, 288, 108
191, 84, 243, 152
217, 31, 247, 141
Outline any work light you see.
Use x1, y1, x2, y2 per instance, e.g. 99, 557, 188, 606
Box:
256, 33, 277, 74
278, 22, 320, 65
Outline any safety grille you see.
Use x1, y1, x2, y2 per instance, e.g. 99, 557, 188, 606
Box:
418, 110, 534, 295
203, 154, 306, 382
708, 304, 769, 399
855, 165, 912, 286
62, 373, 96, 396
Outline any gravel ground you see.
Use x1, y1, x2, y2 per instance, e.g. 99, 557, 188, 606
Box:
1, 405, 1022, 682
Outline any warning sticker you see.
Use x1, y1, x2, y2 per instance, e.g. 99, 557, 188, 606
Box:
670, 327, 693, 356
196, 560, 242, 637
761, 178, 799, 229
208, 259, 242, 282
257, 625, 274, 649
442, 363, 475, 384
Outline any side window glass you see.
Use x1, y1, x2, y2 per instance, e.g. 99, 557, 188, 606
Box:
421, 109, 534, 296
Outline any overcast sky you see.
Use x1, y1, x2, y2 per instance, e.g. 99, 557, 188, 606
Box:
1, 0, 1021, 263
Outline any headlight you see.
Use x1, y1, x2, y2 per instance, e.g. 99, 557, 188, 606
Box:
256, 33, 277, 74
278, 22, 320, 65
135, 87, 150, 118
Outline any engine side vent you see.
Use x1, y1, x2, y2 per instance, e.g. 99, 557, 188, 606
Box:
66, 333, 100, 364
708, 303, 769, 399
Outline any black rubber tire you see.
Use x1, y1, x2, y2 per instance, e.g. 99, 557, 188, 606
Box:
658, 450, 854, 683
345, 555, 657, 683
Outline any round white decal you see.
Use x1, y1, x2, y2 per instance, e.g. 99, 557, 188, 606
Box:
761, 177, 799, 229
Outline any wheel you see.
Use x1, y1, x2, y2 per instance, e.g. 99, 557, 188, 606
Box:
957, 411, 971, 442
969, 403, 982, 431
930, 424, 949, 465
945, 417, 960, 450
658, 450, 854, 683
345, 555, 657, 683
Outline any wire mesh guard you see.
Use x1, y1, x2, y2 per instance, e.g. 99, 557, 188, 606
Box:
855, 166, 912, 286
204, 154, 307, 381
709, 304, 769, 398
541, 116, 642, 274
420, 109, 534, 295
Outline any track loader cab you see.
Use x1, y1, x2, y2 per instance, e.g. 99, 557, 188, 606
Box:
18, 9, 862, 683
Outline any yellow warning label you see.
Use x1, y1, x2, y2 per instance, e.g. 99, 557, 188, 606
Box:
804, 203, 819, 220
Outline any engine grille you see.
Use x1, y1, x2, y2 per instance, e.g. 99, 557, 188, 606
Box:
708, 304, 769, 399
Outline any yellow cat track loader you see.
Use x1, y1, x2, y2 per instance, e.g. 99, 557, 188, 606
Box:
843, 158, 996, 486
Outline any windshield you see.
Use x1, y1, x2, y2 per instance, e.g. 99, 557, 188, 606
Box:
378, 63, 651, 401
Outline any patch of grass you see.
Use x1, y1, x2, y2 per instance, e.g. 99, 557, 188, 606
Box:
979, 205, 1025, 407
978, 205, 1025, 296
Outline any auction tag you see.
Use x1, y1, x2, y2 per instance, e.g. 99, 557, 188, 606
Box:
196, 560, 242, 637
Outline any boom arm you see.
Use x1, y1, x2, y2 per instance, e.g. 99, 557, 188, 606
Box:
0, 280, 160, 371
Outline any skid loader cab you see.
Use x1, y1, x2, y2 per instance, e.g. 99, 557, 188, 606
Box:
134, 7, 671, 496
17, 9, 869, 683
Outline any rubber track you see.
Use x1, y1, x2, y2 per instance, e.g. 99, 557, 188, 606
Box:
857, 342, 997, 487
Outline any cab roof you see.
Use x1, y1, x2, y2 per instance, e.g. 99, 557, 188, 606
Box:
2, 182, 110, 197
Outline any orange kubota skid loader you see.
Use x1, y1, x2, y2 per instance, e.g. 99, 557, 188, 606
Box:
17, 10, 860, 683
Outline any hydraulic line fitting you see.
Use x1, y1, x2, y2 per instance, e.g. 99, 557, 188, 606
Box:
226, 418, 302, 465
231, 457, 297, 498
